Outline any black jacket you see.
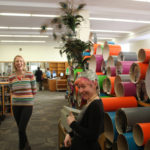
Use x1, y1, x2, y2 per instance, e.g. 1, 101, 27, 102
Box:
69, 99, 104, 150
35, 69, 43, 82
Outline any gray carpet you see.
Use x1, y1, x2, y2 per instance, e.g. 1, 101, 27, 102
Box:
0, 91, 67, 150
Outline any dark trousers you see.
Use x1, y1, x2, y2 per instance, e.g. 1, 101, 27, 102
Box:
37, 81, 42, 91
13, 106, 33, 149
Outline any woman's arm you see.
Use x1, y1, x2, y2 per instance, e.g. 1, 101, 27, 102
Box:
30, 73, 37, 95
64, 134, 72, 147
8, 75, 13, 93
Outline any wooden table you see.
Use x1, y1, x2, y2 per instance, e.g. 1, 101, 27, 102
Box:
48, 79, 56, 91
42, 78, 49, 90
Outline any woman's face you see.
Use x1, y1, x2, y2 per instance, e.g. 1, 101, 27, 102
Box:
14, 56, 25, 71
77, 79, 96, 101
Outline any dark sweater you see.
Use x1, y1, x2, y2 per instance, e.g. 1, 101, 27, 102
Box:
69, 99, 104, 150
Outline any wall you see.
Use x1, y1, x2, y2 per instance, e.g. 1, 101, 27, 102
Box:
129, 39, 150, 54
0, 43, 67, 62
1, 39, 150, 62
116, 26, 150, 54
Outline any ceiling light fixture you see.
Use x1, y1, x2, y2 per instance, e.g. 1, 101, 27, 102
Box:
0, 26, 8, 29
1, 12, 150, 24
0, 26, 53, 30
0, 13, 30, 16
9, 27, 39, 30
97, 37, 114, 40
90, 29, 133, 34
0, 35, 49, 37
132, 0, 150, 2
90, 17, 150, 24
0, 40, 46, 43
31, 14, 59, 17
0, 13, 59, 17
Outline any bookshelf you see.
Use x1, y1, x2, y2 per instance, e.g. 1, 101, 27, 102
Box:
0, 82, 12, 117
57, 63, 66, 78
0, 85, 3, 122
56, 79, 67, 91
0, 76, 9, 82
48, 62, 68, 91
49, 62, 57, 75
49, 62, 68, 78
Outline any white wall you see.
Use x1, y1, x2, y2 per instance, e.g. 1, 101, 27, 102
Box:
129, 39, 150, 54
116, 26, 150, 54
0, 43, 67, 62
1, 39, 150, 62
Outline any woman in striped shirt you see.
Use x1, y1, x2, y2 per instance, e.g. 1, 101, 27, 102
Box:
9, 55, 37, 150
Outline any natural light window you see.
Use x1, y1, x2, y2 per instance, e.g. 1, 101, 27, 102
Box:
133, 0, 150, 2
120, 43, 130, 52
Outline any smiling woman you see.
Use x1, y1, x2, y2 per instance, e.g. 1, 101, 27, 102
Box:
63, 70, 104, 150
8, 55, 37, 150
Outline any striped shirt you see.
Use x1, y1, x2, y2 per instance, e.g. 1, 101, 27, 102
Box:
9, 72, 37, 106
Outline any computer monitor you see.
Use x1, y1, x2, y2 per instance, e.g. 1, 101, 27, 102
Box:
60, 72, 64, 77
52, 71, 57, 78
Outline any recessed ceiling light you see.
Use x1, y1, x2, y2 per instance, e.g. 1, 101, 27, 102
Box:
93, 37, 114, 40
1, 12, 150, 24
32, 14, 59, 17
90, 29, 133, 34
0, 35, 49, 37
97, 37, 114, 40
0, 13, 59, 17
90, 17, 150, 24
132, 0, 150, 2
0, 40, 46, 43
9, 27, 39, 30
0, 26, 53, 30
0, 26, 8, 29
0, 13, 30, 16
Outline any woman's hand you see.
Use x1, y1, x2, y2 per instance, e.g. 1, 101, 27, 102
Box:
67, 112, 75, 126
64, 134, 71, 147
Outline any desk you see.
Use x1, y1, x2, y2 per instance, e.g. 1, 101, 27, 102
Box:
56, 79, 67, 91
48, 79, 56, 91
42, 78, 49, 90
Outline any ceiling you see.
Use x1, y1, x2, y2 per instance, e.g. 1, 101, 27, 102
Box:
0, 0, 150, 44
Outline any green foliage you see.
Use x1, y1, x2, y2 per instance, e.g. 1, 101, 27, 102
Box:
76, 4, 86, 11
59, 2, 68, 10
41, 25, 47, 32
52, 33, 57, 40
60, 38, 92, 69
50, 1, 84, 34
41, 1, 92, 70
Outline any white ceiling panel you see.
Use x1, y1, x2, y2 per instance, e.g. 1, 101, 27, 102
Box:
0, 0, 150, 44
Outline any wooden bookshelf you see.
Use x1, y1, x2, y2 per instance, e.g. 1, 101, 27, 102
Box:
49, 62, 68, 78
0, 76, 9, 82
56, 79, 67, 91
48, 62, 68, 92
0, 85, 3, 121
0, 82, 12, 117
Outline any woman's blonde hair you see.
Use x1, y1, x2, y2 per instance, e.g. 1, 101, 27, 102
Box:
13, 55, 26, 72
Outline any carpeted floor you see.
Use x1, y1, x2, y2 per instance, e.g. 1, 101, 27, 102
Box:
0, 91, 67, 150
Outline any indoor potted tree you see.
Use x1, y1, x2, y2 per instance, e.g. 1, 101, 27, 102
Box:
41, 0, 92, 70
